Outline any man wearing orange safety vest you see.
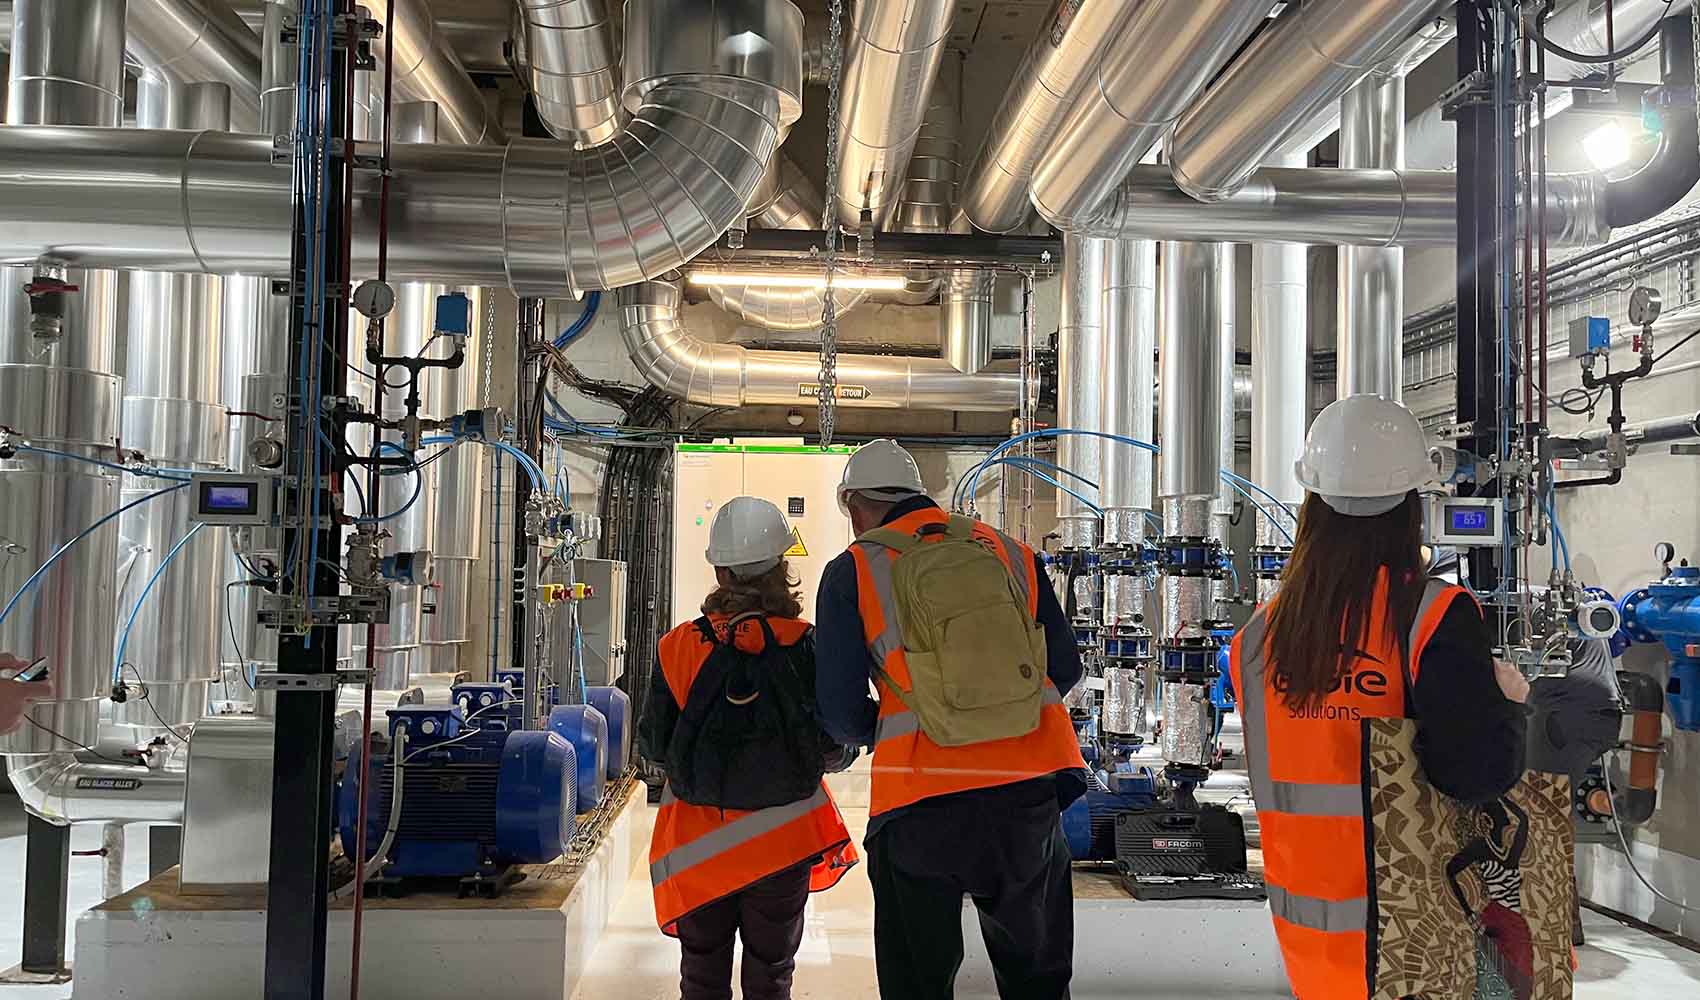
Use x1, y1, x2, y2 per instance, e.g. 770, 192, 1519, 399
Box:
641, 497, 858, 1000
1228, 396, 1529, 999
815, 440, 1086, 999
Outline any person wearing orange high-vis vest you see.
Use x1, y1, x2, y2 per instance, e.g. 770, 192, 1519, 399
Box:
1228, 397, 1529, 1000
815, 440, 1086, 1000
640, 497, 858, 1000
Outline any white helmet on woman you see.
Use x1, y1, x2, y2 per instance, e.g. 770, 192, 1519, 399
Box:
837, 439, 925, 514
705, 497, 792, 578
1294, 395, 1432, 516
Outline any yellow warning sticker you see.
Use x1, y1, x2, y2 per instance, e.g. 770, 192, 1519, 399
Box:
783, 526, 808, 557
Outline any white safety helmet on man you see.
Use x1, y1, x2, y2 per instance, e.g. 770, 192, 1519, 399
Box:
1294, 394, 1433, 517
705, 496, 792, 578
837, 439, 926, 514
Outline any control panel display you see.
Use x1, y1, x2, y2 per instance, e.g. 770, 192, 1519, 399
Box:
1423, 495, 1503, 547
1446, 505, 1494, 535
188, 473, 274, 525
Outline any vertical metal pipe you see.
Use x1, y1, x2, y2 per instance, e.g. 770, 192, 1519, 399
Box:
1251, 151, 1308, 602
258, 0, 294, 134
1099, 237, 1156, 739
0, 0, 127, 754
1338, 72, 1405, 400
118, 80, 231, 730
1056, 234, 1107, 553
1158, 241, 1229, 769
941, 269, 994, 375
1212, 248, 1238, 618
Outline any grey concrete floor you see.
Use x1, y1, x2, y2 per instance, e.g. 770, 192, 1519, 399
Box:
1, 791, 1696, 999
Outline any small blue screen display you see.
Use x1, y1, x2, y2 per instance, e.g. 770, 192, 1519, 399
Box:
203, 484, 256, 514
1446, 506, 1493, 535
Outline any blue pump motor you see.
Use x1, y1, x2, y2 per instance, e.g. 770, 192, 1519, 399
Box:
546, 704, 608, 810
1061, 768, 1159, 861
586, 686, 631, 779
1618, 565, 1700, 731
453, 682, 521, 729
338, 705, 577, 879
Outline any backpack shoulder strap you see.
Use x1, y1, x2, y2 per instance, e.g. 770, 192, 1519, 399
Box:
692, 616, 717, 644
945, 514, 980, 540
858, 525, 923, 553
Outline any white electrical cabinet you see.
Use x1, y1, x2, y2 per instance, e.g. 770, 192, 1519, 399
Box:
671, 442, 857, 623
573, 558, 628, 685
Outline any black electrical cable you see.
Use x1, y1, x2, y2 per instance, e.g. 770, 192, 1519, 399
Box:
1651, 324, 1700, 366
1495, 0, 1672, 65
19, 715, 134, 764
120, 663, 190, 745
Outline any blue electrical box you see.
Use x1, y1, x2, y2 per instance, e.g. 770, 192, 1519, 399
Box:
1568, 316, 1610, 358
435, 292, 472, 338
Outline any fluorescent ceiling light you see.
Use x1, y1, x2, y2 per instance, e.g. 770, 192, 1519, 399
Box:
687, 270, 909, 291
1583, 122, 1632, 171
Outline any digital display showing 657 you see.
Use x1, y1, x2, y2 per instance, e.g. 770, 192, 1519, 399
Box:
1445, 505, 1494, 536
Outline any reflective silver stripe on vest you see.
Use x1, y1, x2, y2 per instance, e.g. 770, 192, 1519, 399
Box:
1237, 620, 1364, 817
1267, 884, 1370, 934
1408, 579, 1455, 667
853, 542, 906, 666
873, 685, 1064, 747
650, 786, 831, 886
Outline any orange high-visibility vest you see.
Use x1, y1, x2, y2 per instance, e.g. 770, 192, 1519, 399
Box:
1229, 575, 1470, 1000
648, 614, 858, 935
849, 507, 1085, 818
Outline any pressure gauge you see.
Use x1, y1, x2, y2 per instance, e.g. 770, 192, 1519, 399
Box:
1627, 286, 1662, 327
352, 279, 396, 319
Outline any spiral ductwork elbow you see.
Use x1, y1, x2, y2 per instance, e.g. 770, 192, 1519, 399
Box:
514, 0, 624, 147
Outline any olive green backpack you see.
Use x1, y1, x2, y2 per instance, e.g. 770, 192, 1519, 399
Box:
858, 516, 1048, 747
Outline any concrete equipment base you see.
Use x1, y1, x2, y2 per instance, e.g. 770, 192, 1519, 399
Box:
69, 781, 647, 999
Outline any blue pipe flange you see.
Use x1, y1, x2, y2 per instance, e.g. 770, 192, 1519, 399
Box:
1156, 537, 1226, 578
1250, 545, 1291, 579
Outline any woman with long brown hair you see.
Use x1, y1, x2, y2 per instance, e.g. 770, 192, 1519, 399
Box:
638, 496, 857, 1000
1228, 396, 1528, 1000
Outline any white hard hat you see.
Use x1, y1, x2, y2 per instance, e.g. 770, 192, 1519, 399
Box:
705, 497, 792, 577
837, 439, 925, 514
1294, 394, 1432, 517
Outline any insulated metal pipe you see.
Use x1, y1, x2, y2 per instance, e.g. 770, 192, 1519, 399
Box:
940, 269, 994, 375
118, 79, 232, 731
257, 0, 293, 134
1049, 163, 1610, 249
1168, 0, 1449, 204
125, 0, 262, 131
514, 0, 622, 147
1338, 72, 1404, 400
1056, 234, 1108, 552
618, 280, 1020, 411
363, 0, 506, 146
0, 0, 128, 755
1250, 155, 1307, 600
706, 153, 867, 331
1028, 1, 1267, 231
0, 0, 803, 295
893, 51, 963, 236
6, 753, 186, 825
834, 0, 955, 229
1159, 243, 1230, 503
1102, 239, 1157, 547
959, 0, 1139, 234
1274, 12, 1452, 160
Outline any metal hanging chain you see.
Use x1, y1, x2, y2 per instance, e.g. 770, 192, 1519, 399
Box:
817, 0, 846, 447
1692, 0, 1699, 152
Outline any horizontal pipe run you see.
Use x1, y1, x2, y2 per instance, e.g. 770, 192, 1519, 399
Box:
6, 753, 186, 825
618, 281, 1020, 411
1054, 165, 1610, 249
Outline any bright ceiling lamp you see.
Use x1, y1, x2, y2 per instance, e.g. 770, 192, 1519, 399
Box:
1583, 121, 1633, 171
686, 270, 909, 291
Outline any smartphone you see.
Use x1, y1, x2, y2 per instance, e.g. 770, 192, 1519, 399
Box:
6, 657, 47, 683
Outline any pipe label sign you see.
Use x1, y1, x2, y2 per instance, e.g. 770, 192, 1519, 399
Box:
798, 383, 870, 401
75, 777, 143, 791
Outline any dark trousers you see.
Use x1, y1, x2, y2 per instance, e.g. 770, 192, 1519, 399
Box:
674, 860, 814, 1000
866, 778, 1074, 1000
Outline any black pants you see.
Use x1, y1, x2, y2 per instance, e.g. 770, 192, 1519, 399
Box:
866, 778, 1074, 1000
674, 860, 814, 1000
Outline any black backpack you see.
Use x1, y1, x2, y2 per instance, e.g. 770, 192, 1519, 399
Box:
664, 612, 826, 811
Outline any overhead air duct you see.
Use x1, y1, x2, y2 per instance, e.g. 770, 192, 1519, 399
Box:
126, 0, 263, 131
834, 0, 955, 229
1337, 71, 1406, 400
1167, 0, 1450, 204
959, 0, 1139, 234
513, 0, 622, 146
1027, 1, 1267, 231
0, 0, 805, 297
618, 281, 1019, 411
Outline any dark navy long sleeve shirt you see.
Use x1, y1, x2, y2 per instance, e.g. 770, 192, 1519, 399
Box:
813, 495, 1083, 749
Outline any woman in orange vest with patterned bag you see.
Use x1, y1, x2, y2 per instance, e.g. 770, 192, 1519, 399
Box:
1229, 396, 1531, 1000
639, 496, 858, 1000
